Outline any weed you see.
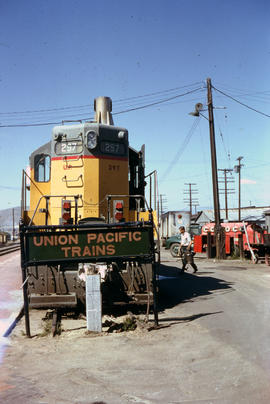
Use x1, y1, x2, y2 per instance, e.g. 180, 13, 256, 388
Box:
122, 316, 137, 331
39, 319, 53, 337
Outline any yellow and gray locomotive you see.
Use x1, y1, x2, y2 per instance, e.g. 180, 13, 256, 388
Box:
20, 96, 158, 333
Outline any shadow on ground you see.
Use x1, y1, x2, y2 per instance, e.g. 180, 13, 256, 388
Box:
157, 263, 234, 310
149, 311, 223, 330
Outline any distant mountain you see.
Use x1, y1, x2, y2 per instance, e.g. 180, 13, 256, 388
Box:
0, 207, 21, 233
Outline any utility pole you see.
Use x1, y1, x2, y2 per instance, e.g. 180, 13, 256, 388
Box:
145, 170, 158, 211
12, 208, 15, 241
234, 156, 244, 221
218, 168, 235, 220
207, 78, 224, 259
183, 183, 199, 225
159, 194, 167, 216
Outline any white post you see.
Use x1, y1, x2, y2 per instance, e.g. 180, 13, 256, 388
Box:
86, 274, 102, 332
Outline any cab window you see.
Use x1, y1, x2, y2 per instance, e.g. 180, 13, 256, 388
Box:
34, 154, 50, 182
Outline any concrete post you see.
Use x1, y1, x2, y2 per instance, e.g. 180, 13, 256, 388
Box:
86, 274, 102, 332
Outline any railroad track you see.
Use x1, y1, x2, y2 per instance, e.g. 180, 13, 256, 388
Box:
0, 243, 20, 256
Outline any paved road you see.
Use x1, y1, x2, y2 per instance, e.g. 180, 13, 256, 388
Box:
0, 251, 22, 334
158, 253, 270, 403
0, 251, 23, 395
1, 250, 270, 403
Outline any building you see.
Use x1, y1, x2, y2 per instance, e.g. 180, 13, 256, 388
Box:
195, 206, 270, 229
160, 211, 191, 240
0, 231, 10, 244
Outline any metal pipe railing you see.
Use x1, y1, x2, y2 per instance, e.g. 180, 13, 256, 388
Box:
29, 194, 81, 225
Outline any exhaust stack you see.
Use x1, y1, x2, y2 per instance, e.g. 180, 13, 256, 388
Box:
94, 96, 114, 125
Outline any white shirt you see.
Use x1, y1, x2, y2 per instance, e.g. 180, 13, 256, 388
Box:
180, 231, 191, 247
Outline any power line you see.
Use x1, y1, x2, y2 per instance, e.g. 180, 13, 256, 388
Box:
212, 86, 270, 118
183, 183, 199, 218
159, 194, 168, 215
0, 81, 203, 117
0, 87, 202, 128
198, 119, 212, 208
0, 104, 93, 116
234, 156, 244, 221
113, 87, 202, 116
0, 185, 20, 190
213, 82, 270, 100
0, 93, 206, 124
0, 94, 205, 124
112, 81, 203, 104
160, 117, 201, 182
218, 168, 235, 219
0, 120, 65, 128
213, 108, 231, 168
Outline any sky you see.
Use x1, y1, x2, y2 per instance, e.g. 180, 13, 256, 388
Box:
0, 0, 270, 214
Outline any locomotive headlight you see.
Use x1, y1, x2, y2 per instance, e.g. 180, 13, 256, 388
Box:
86, 131, 97, 149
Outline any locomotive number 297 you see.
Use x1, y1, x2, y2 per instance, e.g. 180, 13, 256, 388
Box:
100, 141, 125, 155
55, 141, 83, 155
61, 142, 77, 153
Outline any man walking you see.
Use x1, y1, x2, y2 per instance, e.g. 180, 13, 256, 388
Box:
178, 226, 198, 273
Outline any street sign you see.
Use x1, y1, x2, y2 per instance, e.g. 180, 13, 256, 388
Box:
24, 227, 153, 265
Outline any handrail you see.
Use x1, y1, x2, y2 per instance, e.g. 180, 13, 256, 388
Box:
23, 169, 44, 196
63, 155, 83, 162
63, 155, 83, 169
62, 174, 83, 183
145, 170, 159, 224
21, 169, 45, 220
29, 194, 81, 225
106, 194, 160, 253
21, 219, 152, 231
106, 194, 150, 211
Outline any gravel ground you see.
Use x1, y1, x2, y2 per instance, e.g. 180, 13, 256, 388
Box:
1, 251, 270, 404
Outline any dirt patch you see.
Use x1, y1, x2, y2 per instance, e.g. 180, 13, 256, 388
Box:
11, 308, 155, 340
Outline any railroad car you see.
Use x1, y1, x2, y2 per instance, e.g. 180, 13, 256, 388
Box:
20, 97, 158, 323
193, 221, 270, 263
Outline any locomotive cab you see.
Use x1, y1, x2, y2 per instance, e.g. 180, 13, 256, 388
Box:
24, 100, 146, 226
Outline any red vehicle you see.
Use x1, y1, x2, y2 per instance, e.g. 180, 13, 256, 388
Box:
193, 221, 270, 264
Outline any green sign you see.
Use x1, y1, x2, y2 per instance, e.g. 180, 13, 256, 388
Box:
25, 228, 152, 264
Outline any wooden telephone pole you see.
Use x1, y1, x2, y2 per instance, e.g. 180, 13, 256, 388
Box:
234, 157, 244, 221
207, 78, 225, 259
183, 183, 199, 225
218, 168, 235, 220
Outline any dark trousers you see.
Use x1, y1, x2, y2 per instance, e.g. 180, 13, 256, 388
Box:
180, 246, 197, 271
